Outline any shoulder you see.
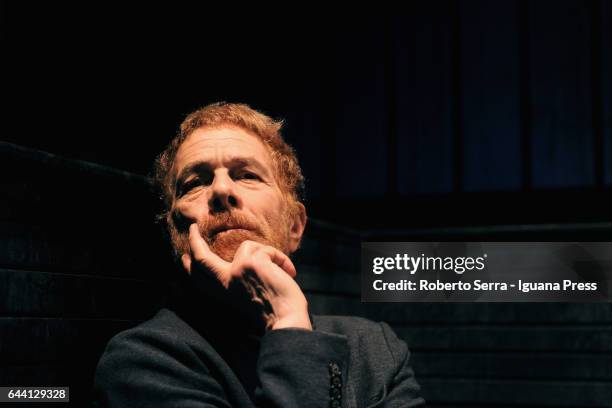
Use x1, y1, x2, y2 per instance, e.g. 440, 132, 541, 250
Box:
110, 308, 198, 342
97, 309, 199, 370
99, 309, 197, 361
97, 308, 219, 366
93, 309, 230, 407
94, 308, 223, 387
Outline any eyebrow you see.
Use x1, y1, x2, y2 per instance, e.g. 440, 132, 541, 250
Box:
174, 156, 271, 190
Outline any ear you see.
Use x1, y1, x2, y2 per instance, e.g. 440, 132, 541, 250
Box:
288, 202, 307, 254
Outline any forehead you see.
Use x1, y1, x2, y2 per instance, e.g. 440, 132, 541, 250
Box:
173, 126, 272, 172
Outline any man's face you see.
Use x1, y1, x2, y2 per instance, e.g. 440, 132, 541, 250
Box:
168, 126, 298, 264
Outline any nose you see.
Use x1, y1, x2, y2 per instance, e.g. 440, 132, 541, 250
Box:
209, 170, 240, 213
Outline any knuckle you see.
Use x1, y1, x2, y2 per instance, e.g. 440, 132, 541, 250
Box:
236, 240, 256, 257
253, 246, 277, 262
239, 240, 256, 250
252, 254, 269, 268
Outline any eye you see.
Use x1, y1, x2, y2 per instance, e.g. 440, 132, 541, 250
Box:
179, 177, 204, 196
185, 178, 199, 189
236, 171, 259, 181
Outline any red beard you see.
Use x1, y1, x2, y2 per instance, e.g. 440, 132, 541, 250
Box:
169, 209, 291, 263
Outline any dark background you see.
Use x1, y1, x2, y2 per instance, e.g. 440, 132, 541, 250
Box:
1, 1, 612, 407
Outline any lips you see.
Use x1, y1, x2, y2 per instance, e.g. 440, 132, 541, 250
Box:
210, 225, 250, 237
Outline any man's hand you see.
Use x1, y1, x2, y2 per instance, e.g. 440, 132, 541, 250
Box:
181, 223, 312, 332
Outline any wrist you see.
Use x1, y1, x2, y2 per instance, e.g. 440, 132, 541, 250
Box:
270, 312, 312, 331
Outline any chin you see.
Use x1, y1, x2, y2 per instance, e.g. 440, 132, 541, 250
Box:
210, 229, 265, 262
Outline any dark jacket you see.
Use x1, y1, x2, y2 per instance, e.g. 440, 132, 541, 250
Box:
93, 304, 425, 408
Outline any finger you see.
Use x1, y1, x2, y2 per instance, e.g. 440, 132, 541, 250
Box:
181, 253, 192, 274
188, 223, 230, 278
234, 241, 297, 279
260, 246, 297, 279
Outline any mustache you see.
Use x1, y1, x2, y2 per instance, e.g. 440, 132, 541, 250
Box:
198, 212, 261, 241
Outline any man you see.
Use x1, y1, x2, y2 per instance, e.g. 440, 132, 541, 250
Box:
93, 103, 425, 407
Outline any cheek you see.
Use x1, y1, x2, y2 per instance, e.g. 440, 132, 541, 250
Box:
258, 193, 287, 224
173, 197, 208, 223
